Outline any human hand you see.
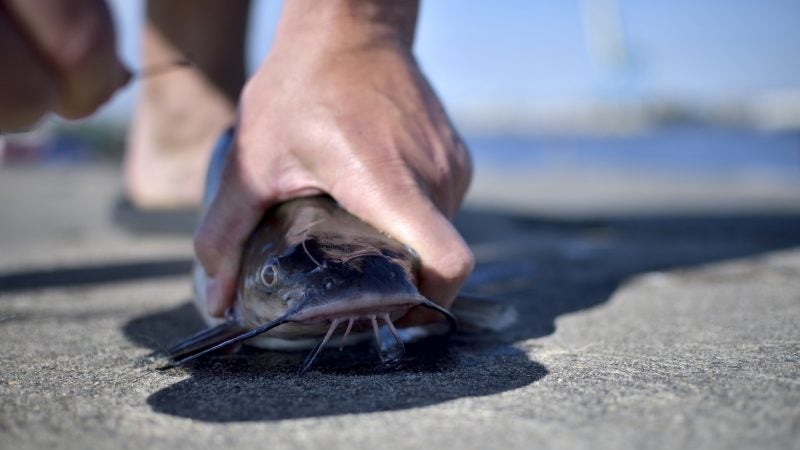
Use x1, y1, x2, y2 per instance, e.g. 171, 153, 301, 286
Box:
0, 0, 129, 131
194, 0, 474, 325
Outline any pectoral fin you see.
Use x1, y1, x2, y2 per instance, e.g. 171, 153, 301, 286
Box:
450, 294, 518, 334
161, 315, 292, 368
165, 323, 247, 362
391, 295, 518, 344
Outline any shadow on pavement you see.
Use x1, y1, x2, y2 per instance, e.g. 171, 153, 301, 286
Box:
0, 258, 192, 293
136, 318, 545, 421
454, 209, 800, 342
117, 208, 800, 422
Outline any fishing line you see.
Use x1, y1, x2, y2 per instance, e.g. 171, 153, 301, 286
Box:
130, 59, 193, 80
0, 59, 193, 134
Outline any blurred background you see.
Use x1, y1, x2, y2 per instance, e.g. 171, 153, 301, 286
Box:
2, 0, 799, 217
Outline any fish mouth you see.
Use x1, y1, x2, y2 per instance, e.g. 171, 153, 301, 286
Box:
287, 294, 427, 325
287, 294, 456, 327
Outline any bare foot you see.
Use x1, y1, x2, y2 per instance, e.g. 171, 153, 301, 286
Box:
123, 0, 248, 210
123, 49, 234, 209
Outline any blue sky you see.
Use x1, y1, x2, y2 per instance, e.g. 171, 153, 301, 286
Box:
101, 0, 800, 122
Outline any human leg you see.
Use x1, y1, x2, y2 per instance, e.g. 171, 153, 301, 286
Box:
124, 0, 250, 209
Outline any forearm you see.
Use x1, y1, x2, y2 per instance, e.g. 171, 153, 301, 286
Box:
275, 0, 420, 51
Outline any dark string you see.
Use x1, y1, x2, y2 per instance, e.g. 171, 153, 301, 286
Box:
132, 59, 193, 79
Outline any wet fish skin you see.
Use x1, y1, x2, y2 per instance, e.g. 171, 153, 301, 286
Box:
232, 194, 425, 339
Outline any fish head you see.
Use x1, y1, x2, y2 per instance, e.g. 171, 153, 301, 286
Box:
283, 237, 423, 324
235, 202, 428, 337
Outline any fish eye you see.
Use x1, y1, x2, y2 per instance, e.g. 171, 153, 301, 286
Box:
261, 264, 278, 287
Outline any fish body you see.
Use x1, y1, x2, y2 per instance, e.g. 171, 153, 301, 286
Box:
170, 129, 457, 371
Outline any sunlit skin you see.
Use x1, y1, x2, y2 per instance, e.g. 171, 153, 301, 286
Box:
0, 0, 474, 326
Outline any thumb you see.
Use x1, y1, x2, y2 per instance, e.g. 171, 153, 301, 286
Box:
193, 142, 275, 318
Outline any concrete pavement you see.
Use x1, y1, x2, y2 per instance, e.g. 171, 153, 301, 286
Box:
1, 165, 798, 450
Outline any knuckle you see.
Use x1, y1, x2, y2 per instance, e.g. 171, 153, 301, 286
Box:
57, 14, 112, 73
53, 14, 121, 119
438, 243, 475, 285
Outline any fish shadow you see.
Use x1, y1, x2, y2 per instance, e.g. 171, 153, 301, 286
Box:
123, 209, 800, 422
126, 302, 546, 422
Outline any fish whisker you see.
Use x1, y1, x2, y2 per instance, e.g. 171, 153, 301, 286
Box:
370, 314, 384, 362
382, 313, 405, 357
300, 220, 327, 269
416, 297, 459, 331
302, 238, 325, 269
299, 318, 342, 375
163, 314, 291, 369
339, 316, 355, 351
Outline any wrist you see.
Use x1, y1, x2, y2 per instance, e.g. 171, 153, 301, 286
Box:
274, 0, 419, 54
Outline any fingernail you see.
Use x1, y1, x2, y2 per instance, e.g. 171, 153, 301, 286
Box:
205, 278, 223, 317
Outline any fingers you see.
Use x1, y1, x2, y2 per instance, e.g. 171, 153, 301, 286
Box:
3, 0, 129, 119
331, 174, 475, 320
0, 9, 58, 130
193, 139, 274, 317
